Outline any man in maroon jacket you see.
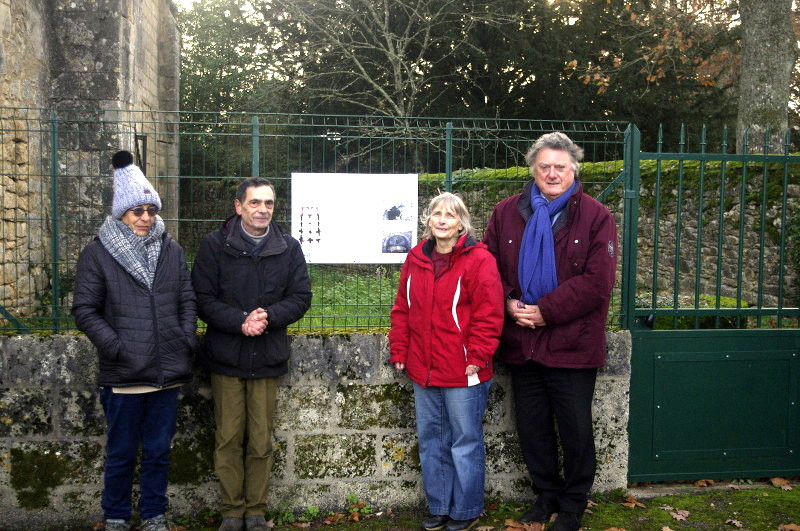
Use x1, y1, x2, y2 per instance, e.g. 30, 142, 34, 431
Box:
483, 132, 617, 531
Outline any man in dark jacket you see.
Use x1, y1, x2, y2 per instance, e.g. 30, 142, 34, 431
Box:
483, 133, 617, 531
191, 177, 312, 531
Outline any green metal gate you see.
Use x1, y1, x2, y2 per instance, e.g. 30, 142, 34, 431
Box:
623, 125, 800, 481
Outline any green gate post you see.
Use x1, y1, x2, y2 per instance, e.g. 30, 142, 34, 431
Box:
621, 124, 641, 330
445, 122, 453, 192
50, 111, 60, 333
251, 115, 260, 177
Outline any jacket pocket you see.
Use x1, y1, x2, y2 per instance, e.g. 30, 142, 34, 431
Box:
546, 318, 585, 354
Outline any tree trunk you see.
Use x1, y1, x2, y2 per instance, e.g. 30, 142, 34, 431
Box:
736, 0, 797, 153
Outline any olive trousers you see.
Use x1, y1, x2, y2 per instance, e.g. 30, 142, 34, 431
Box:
211, 373, 278, 518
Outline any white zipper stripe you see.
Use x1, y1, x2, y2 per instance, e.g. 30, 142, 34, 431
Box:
406, 274, 412, 309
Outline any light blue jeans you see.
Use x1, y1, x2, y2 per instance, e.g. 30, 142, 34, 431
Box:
413, 380, 492, 520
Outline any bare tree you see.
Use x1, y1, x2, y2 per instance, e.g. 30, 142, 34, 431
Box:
736, 0, 797, 153
258, 0, 523, 119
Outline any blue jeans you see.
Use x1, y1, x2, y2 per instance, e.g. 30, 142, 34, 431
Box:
413, 380, 492, 520
100, 387, 179, 521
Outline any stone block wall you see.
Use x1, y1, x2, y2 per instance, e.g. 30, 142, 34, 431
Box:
0, 332, 631, 529
0, 0, 181, 320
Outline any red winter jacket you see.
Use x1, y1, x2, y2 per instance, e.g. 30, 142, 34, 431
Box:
389, 234, 504, 388
483, 181, 617, 369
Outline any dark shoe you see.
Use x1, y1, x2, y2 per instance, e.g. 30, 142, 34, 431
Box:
519, 497, 556, 524
422, 514, 450, 530
217, 516, 245, 531
446, 518, 479, 531
553, 511, 583, 531
245, 515, 269, 531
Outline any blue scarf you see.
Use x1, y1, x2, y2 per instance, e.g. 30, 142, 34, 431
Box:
518, 181, 578, 304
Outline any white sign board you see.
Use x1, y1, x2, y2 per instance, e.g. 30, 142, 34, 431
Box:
291, 172, 418, 264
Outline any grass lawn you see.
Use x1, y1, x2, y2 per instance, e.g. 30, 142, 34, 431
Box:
50, 482, 800, 531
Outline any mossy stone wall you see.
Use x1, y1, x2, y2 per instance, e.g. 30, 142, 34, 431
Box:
0, 332, 631, 529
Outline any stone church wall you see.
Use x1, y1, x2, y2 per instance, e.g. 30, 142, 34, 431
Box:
0, 0, 180, 319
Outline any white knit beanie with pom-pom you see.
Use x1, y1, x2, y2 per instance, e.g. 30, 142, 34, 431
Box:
110, 150, 162, 219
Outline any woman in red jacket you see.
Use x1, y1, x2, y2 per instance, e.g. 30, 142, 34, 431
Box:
389, 192, 504, 531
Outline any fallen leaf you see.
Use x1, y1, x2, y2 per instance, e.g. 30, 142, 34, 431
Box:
726, 484, 742, 490
587, 500, 598, 507
602, 528, 627, 531
662, 527, 675, 531
770, 477, 790, 487
290, 523, 310, 528
504, 519, 524, 528
694, 479, 715, 487
92, 523, 104, 531
659, 505, 674, 511
725, 520, 743, 528
173, 527, 188, 531
621, 496, 646, 508
487, 502, 500, 511
670, 509, 690, 521
476, 527, 494, 531
782, 484, 794, 491
324, 513, 346, 524
780, 525, 800, 531
348, 512, 360, 522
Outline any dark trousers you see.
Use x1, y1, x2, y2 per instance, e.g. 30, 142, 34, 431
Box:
99, 387, 179, 521
509, 361, 598, 514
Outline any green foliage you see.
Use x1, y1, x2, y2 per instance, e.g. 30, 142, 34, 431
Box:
177, 0, 744, 142
584, 487, 800, 531
787, 206, 800, 306
635, 290, 749, 330
296, 265, 401, 330
269, 502, 297, 526
346, 493, 374, 515
298, 505, 320, 522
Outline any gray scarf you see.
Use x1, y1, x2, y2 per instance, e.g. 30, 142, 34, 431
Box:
98, 215, 165, 289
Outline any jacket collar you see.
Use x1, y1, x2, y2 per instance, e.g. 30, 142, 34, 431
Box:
221, 214, 288, 257
419, 233, 479, 259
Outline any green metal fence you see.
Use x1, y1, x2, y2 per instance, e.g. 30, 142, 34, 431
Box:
0, 107, 628, 334
622, 124, 800, 331
624, 124, 800, 482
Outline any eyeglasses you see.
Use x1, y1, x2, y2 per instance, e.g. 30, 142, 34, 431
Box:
128, 207, 159, 217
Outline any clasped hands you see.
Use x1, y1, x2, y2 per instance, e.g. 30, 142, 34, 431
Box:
241, 307, 268, 336
506, 298, 546, 329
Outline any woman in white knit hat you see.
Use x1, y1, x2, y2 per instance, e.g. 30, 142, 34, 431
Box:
72, 151, 198, 531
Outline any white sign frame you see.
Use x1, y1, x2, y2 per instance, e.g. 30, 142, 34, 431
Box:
291, 172, 418, 264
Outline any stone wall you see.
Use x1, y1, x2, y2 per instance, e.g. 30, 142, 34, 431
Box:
0, 0, 180, 319
611, 177, 799, 310
0, 332, 631, 529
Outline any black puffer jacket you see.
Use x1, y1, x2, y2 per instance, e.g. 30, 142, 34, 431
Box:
71, 235, 198, 388
191, 216, 312, 379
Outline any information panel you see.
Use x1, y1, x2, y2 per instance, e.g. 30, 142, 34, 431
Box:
291, 172, 418, 264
